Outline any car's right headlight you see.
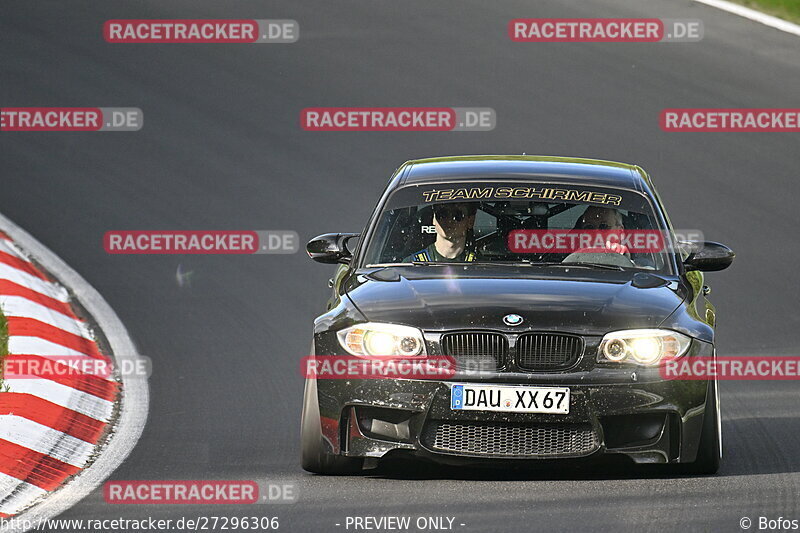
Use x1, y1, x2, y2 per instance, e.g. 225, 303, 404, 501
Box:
337, 322, 427, 357
597, 329, 691, 366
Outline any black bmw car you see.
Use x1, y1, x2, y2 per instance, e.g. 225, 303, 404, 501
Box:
301, 155, 734, 474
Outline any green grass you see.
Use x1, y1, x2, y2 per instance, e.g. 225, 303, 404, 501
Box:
0, 308, 7, 392
732, 0, 800, 24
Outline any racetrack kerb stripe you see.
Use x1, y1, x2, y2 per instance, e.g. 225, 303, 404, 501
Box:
0, 439, 80, 491
0, 251, 48, 282
0, 304, 7, 392
0, 227, 129, 518
0, 279, 79, 319
6, 317, 104, 359
0, 394, 107, 443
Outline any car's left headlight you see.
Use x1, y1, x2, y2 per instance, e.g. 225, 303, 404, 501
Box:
597, 329, 691, 366
337, 322, 427, 357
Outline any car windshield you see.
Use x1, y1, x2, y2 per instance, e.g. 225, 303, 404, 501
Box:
362, 182, 674, 273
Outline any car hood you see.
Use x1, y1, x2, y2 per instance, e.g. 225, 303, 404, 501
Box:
344, 268, 686, 335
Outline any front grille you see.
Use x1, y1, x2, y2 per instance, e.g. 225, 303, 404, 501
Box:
440, 332, 507, 371
423, 421, 599, 457
516, 333, 583, 370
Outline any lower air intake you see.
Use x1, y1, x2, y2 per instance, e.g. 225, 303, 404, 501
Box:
423, 421, 599, 457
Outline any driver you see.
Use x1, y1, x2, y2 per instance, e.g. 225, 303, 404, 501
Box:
576, 206, 629, 256
577, 205, 624, 230
405, 202, 478, 262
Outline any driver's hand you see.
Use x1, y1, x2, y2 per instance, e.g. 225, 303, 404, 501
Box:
605, 240, 630, 256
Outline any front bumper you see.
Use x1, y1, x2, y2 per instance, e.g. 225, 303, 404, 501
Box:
312, 341, 713, 466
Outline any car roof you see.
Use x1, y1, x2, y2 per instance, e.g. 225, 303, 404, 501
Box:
393, 155, 652, 194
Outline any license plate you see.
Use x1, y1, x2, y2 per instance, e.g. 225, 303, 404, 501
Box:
450, 384, 570, 414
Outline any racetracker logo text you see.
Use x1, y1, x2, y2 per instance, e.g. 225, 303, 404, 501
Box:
509, 18, 703, 43
661, 357, 800, 380
661, 109, 800, 132
3, 354, 151, 380
103, 230, 299, 254
300, 107, 496, 131
103, 20, 299, 43
104, 481, 297, 505
302, 355, 457, 379
0, 107, 142, 131
507, 230, 666, 254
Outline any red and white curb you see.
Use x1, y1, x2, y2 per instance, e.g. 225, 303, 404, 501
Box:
0, 231, 113, 517
0, 214, 147, 529
694, 0, 800, 37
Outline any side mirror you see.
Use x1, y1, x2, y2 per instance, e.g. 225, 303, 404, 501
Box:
682, 241, 735, 272
306, 233, 360, 264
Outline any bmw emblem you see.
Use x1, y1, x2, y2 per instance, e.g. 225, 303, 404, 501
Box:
503, 314, 524, 327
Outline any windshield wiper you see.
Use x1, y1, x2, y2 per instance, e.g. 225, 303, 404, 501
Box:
411, 261, 541, 267
408, 260, 628, 271
509, 259, 628, 271
410, 261, 492, 266
558, 261, 627, 271
468, 261, 536, 266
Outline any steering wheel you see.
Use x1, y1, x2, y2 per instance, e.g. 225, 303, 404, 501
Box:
562, 250, 637, 268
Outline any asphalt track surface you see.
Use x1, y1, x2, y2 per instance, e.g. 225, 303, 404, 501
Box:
1, 0, 800, 531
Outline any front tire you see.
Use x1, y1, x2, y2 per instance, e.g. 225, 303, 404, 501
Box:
300, 378, 363, 475
685, 379, 721, 475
